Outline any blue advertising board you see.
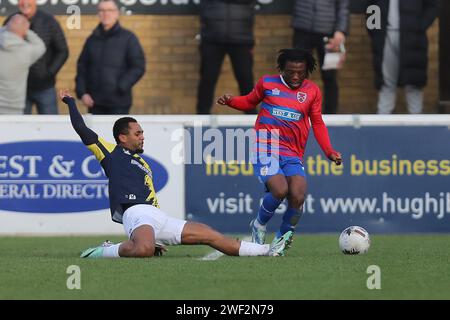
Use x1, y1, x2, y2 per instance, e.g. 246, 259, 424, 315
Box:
185, 126, 450, 234
0, 140, 168, 213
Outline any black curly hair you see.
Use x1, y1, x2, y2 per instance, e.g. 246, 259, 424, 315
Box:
276, 48, 317, 78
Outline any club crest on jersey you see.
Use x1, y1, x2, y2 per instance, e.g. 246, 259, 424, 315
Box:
260, 166, 269, 176
271, 88, 280, 96
297, 92, 307, 103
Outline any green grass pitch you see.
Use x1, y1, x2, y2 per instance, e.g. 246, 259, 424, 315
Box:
0, 234, 449, 300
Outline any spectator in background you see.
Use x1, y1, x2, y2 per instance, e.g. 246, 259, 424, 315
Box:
76, 0, 145, 115
365, 0, 438, 114
0, 14, 45, 114
292, 0, 350, 114
5, 0, 69, 114
196, 0, 257, 115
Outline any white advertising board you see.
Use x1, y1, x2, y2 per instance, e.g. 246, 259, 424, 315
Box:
0, 116, 184, 235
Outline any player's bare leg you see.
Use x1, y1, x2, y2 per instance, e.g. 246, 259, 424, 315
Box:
266, 174, 289, 200
286, 175, 307, 215
181, 222, 292, 256
181, 222, 242, 255
118, 225, 156, 257
80, 224, 157, 258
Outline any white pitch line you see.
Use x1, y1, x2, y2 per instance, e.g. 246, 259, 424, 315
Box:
200, 236, 252, 261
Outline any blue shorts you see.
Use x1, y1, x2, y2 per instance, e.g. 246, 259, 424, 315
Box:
252, 153, 306, 184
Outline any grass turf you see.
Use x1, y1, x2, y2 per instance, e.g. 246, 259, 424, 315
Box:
0, 234, 449, 300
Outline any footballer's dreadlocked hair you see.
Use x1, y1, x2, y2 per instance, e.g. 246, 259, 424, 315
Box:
276, 48, 317, 77
113, 117, 137, 144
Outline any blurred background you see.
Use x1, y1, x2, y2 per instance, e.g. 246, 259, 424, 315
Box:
0, 0, 447, 115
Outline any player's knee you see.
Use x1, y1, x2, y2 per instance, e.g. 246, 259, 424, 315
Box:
272, 187, 288, 200
133, 243, 155, 258
289, 193, 305, 209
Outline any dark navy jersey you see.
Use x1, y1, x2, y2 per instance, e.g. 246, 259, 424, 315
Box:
87, 138, 159, 223
62, 96, 158, 224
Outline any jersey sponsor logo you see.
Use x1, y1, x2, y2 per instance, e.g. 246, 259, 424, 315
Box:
131, 159, 152, 177
271, 88, 280, 96
0, 141, 168, 213
297, 92, 307, 103
271, 108, 302, 121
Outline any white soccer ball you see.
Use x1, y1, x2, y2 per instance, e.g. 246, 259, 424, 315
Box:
339, 226, 370, 254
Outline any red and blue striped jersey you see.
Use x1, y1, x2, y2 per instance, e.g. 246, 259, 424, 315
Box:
228, 75, 336, 159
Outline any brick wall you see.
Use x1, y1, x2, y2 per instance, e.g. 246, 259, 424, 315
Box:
0, 14, 439, 114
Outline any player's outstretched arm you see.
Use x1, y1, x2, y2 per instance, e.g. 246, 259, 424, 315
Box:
59, 89, 98, 146
216, 78, 264, 112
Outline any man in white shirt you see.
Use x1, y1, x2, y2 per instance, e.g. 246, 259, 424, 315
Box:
0, 13, 45, 114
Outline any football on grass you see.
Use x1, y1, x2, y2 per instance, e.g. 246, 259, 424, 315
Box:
339, 226, 370, 254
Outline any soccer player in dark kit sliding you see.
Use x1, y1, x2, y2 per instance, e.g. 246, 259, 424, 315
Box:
59, 90, 294, 258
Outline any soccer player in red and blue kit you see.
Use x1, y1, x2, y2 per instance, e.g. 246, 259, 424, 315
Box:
217, 48, 342, 247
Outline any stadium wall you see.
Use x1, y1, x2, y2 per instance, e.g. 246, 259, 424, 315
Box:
0, 13, 439, 115
0, 115, 449, 235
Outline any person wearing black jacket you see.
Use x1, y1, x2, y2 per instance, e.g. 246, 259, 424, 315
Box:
7, 0, 69, 114
196, 0, 257, 115
365, 0, 438, 114
292, 0, 350, 114
76, 0, 145, 115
